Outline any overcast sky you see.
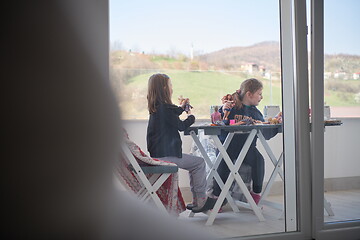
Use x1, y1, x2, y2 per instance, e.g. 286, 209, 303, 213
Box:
110, 0, 360, 55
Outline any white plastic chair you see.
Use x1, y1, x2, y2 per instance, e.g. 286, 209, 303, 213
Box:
117, 143, 178, 212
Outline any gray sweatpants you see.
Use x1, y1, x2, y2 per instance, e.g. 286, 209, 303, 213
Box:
158, 153, 207, 200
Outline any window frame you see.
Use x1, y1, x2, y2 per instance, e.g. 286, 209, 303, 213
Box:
310, 0, 360, 239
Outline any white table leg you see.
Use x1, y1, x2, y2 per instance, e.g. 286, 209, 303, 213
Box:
257, 131, 284, 180
324, 197, 335, 216
190, 131, 239, 213
231, 129, 265, 221
206, 132, 234, 185
258, 131, 335, 216
260, 153, 284, 204
206, 129, 265, 225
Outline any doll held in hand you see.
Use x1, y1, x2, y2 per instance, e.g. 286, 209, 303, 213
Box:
178, 95, 193, 114
221, 94, 234, 120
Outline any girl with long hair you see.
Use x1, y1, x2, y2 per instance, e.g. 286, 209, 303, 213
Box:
146, 73, 210, 213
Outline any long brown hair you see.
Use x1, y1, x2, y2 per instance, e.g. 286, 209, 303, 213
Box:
232, 92, 241, 109
147, 73, 173, 114
234, 78, 263, 109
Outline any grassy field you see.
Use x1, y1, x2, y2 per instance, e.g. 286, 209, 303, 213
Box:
324, 79, 360, 106
116, 71, 360, 119
117, 70, 283, 119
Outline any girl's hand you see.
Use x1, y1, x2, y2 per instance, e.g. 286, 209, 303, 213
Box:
181, 98, 189, 109
275, 111, 283, 123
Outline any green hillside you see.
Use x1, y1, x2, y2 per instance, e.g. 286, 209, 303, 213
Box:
117, 70, 282, 119
325, 54, 360, 74
110, 42, 359, 119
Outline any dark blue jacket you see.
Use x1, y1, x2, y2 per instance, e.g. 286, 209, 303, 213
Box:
219, 105, 278, 161
147, 103, 195, 158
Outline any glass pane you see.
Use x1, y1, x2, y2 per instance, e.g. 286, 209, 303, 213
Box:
323, 0, 360, 223
109, 0, 283, 120
110, 0, 297, 238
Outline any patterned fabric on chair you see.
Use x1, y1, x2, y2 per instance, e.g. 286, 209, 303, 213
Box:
115, 131, 186, 216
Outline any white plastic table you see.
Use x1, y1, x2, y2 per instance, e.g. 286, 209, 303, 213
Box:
185, 124, 282, 225
185, 121, 341, 225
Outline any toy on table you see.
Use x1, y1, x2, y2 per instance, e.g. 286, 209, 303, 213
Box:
267, 111, 282, 124
210, 120, 225, 126
211, 106, 222, 123
235, 115, 259, 125
178, 95, 193, 113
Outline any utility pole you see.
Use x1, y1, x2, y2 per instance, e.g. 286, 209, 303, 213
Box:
270, 72, 273, 105
190, 43, 194, 61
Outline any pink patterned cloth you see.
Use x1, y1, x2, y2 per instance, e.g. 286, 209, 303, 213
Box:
115, 133, 186, 216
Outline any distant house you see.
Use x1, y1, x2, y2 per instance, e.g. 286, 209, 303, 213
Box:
334, 71, 347, 79
353, 72, 360, 80
259, 66, 266, 76
242, 63, 259, 74
324, 72, 332, 79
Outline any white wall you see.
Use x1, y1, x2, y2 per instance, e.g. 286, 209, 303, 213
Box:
323, 118, 360, 178
123, 117, 360, 188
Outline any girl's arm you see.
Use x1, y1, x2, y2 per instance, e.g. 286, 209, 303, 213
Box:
174, 113, 195, 131
254, 108, 279, 139
165, 106, 195, 131
178, 114, 195, 131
